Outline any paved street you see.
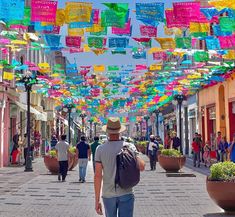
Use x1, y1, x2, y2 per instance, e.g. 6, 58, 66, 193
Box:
0, 157, 233, 217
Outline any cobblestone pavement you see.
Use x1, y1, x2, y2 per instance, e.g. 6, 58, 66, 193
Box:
0, 157, 233, 217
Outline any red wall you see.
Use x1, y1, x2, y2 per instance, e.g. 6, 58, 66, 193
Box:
229, 102, 235, 141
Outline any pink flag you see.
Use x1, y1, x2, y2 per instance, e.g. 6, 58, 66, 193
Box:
112, 19, 131, 35
173, 2, 201, 19
132, 37, 151, 43
31, 0, 57, 23
93, 9, 100, 24
66, 36, 82, 48
165, 10, 189, 28
218, 35, 235, 49
140, 25, 157, 37
136, 64, 147, 70
153, 52, 167, 61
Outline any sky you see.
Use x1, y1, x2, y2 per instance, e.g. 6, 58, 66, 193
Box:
57, 0, 188, 66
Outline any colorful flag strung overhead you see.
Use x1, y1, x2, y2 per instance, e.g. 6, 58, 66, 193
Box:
208, 0, 235, 10
66, 63, 78, 75
93, 65, 105, 72
88, 37, 106, 49
44, 35, 61, 47
65, 2, 92, 24
112, 19, 131, 36
108, 65, 120, 71
68, 28, 85, 36
212, 24, 232, 36
56, 9, 65, 26
3, 71, 14, 80
165, 9, 189, 28
0, 0, 25, 21
218, 35, 235, 49
31, 0, 57, 23
155, 38, 176, 49
190, 22, 210, 33
109, 38, 129, 48
194, 51, 209, 62
65, 36, 81, 48
140, 25, 157, 37
101, 9, 127, 28
205, 37, 221, 50
6, 6, 30, 27
219, 17, 235, 32
153, 51, 167, 61
43, 26, 60, 34
103, 3, 129, 18
173, 2, 201, 20
175, 37, 192, 49
136, 3, 164, 24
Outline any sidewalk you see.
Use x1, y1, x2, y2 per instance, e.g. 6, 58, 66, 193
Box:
0, 156, 232, 217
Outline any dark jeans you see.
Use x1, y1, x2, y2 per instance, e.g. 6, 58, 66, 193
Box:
149, 151, 157, 170
193, 152, 200, 167
59, 161, 68, 181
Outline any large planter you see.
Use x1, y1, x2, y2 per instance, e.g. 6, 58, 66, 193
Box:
206, 179, 235, 212
158, 155, 186, 172
44, 155, 75, 174
136, 145, 146, 154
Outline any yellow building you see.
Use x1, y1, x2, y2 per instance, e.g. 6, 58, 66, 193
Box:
199, 74, 235, 143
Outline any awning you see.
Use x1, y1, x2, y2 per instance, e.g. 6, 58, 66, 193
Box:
15, 101, 47, 122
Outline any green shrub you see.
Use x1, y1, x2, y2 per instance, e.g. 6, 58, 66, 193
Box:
159, 144, 164, 151
48, 150, 57, 158
137, 141, 148, 148
161, 149, 182, 157
69, 146, 76, 154
209, 162, 235, 181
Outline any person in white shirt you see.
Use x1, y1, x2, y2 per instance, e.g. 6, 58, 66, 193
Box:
55, 135, 70, 182
148, 135, 159, 170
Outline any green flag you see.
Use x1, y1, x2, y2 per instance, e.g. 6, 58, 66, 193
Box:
103, 3, 129, 18
219, 17, 235, 32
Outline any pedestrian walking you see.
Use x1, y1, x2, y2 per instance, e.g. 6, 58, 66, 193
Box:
218, 136, 229, 162
155, 135, 163, 145
76, 136, 91, 183
192, 139, 200, 167
11, 132, 20, 164
55, 135, 70, 182
164, 132, 171, 149
51, 135, 58, 150
203, 141, 211, 167
171, 132, 181, 150
228, 135, 235, 163
147, 135, 158, 170
94, 117, 145, 217
91, 136, 101, 172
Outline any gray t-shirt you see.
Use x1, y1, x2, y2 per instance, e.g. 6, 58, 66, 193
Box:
95, 141, 137, 198
55, 141, 69, 161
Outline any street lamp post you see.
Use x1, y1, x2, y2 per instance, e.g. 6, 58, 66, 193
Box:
63, 104, 76, 144
94, 122, 97, 137
88, 119, 93, 140
139, 120, 143, 139
144, 115, 150, 140
174, 94, 186, 154
153, 109, 160, 136
20, 72, 37, 172
135, 122, 139, 138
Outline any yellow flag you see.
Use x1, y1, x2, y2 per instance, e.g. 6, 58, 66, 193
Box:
56, 9, 65, 26
11, 40, 27, 45
65, 2, 92, 23
83, 44, 91, 52
155, 38, 176, 49
3, 71, 14, 80
86, 23, 104, 33
38, 62, 51, 73
68, 28, 84, 36
223, 50, 235, 60
149, 64, 162, 71
148, 47, 162, 54
93, 65, 105, 72
92, 49, 107, 56
190, 22, 210, 33
208, 0, 235, 10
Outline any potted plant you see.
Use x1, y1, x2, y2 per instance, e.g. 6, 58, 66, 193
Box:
157, 144, 164, 155
44, 149, 76, 174
136, 141, 148, 154
44, 150, 59, 174
206, 161, 235, 212
158, 149, 186, 172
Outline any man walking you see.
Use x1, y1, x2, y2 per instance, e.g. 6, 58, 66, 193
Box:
91, 136, 101, 172
147, 135, 158, 170
94, 117, 145, 217
76, 136, 91, 183
55, 135, 70, 182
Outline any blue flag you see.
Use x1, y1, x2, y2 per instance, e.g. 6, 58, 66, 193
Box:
0, 0, 24, 21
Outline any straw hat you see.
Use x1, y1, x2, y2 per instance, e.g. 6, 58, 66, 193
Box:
102, 117, 126, 134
